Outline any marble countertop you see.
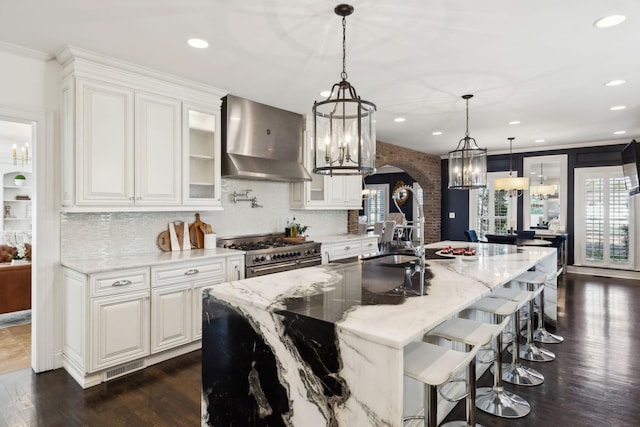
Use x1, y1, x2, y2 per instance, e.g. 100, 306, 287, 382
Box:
205, 241, 556, 349
61, 247, 244, 274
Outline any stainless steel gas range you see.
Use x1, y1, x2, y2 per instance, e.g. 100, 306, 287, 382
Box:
217, 233, 322, 278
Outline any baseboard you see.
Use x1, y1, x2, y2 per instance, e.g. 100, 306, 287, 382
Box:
566, 265, 640, 281
62, 341, 202, 389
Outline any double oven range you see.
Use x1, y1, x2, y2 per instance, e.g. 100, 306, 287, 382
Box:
217, 233, 322, 278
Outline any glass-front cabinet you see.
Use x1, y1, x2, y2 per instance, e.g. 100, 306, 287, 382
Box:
182, 104, 222, 208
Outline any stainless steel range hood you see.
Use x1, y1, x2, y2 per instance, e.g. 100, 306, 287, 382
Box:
221, 95, 311, 182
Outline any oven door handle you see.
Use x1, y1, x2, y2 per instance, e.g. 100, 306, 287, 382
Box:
248, 261, 298, 275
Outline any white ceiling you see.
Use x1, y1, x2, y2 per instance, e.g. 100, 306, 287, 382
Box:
0, 0, 638, 156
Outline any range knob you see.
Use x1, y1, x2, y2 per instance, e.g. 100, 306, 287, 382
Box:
254, 257, 262, 263
260, 256, 266, 261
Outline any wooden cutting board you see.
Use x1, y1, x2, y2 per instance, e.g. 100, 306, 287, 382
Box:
157, 230, 171, 251
190, 213, 205, 249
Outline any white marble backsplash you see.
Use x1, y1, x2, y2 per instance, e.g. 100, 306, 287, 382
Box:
60, 179, 347, 261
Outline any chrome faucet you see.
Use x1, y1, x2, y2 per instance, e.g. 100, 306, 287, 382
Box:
392, 184, 427, 295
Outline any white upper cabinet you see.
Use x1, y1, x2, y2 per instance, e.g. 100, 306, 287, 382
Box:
290, 116, 363, 210
182, 104, 222, 207
135, 92, 182, 206
58, 47, 226, 211
76, 78, 134, 206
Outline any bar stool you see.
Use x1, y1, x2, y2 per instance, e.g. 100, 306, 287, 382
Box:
426, 317, 504, 426
511, 271, 557, 361
515, 271, 564, 344
469, 295, 544, 388
403, 341, 480, 427
462, 296, 533, 418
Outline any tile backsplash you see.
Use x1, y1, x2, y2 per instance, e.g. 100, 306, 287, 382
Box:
60, 179, 347, 261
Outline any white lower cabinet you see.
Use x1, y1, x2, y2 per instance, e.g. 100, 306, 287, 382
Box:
62, 253, 244, 388
150, 258, 230, 353
91, 290, 150, 371
150, 283, 191, 353
321, 236, 379, 263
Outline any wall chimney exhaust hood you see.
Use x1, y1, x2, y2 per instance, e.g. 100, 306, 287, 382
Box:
221, 95, 311, 182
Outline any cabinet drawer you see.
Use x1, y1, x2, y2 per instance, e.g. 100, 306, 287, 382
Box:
361, 237, 379, 256
327, 241, 363, 261
151, 258, 226, 287
90, 268, 150, 298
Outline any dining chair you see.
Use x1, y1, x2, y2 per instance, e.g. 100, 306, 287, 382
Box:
464, 229, 478, 242
380, 221, 396, 248
373, 222, 384, 244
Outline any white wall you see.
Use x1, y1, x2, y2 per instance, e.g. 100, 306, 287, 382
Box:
0, 42, 61, 372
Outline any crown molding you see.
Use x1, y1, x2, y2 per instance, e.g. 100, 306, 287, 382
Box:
0, 41, 53, 61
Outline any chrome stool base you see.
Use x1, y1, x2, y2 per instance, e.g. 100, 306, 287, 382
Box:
519, 343, 555, 362
476, 386, 530, 418
533, 327, 564, 344
500, 364, 544, 386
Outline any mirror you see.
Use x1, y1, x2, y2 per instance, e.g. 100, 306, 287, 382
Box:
523, 154, 568, 232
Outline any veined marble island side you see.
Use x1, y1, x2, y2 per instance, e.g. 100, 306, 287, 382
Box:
201, 242, 557, 426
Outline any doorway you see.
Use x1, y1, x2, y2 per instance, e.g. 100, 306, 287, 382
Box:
0, 117, 34, 374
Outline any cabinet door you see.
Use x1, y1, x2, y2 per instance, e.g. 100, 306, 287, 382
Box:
90, 290, 150, 372
226, 256, 245, 281
135, 92, 182, 206
151, 283, 191, 353
182, 104, 222, 207
77, 78, 135, 206
344, 175, 364, 208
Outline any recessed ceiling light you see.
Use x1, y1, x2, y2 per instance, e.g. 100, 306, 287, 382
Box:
432, 131, 442, 136
509, 121, 521, 125
394, 117, 406, 123
614, 130, 626, 135
187, 38, 209, 49
610, 105, 627, 111
604, 79, 626, 87
594, 14, 626, 28
320, 90, 331, 97
535, 139, 545, 143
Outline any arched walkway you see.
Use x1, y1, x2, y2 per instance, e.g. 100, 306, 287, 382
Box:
348, 141, 442, 243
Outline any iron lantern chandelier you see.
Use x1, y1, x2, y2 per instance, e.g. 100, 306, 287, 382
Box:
493, 137, 529, 197
312, 4, 376, 176
448, 94, 487, 189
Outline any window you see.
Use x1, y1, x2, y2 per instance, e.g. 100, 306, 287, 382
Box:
364, 184, 388, 225
574, 167, 633, 269
469, 172, 518, 240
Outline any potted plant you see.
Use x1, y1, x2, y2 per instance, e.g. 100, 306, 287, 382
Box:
14, 174, 26, 187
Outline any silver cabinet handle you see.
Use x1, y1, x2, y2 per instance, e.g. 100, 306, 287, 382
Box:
112, 279, 132, 287
184, 269, 200, 276
234, 264, 241, 280
344, 246, 350, 250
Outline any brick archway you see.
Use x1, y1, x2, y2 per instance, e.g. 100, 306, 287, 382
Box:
348, 141, 442, 243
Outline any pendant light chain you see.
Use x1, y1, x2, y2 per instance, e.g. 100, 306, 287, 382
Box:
508, 137, 514, 177
465, 97, 470, 138
341, 15, 348, 81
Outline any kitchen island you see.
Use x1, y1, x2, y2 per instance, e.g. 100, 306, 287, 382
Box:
201, 241, 557, 426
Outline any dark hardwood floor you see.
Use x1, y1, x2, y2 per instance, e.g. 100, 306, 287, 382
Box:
0, 273, 639, 426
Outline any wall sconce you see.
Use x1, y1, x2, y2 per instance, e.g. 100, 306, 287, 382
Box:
12, 143, 30, 166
